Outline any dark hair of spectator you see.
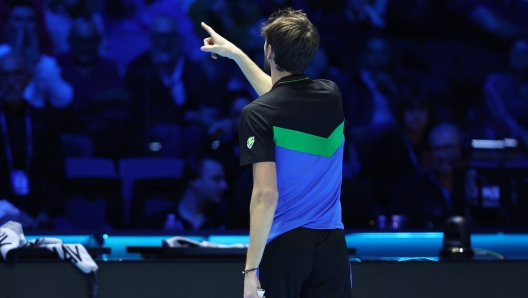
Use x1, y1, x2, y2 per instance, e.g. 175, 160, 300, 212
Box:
260, 8, 319, 74
397, 84, 437, 134
183, 155, 221, 184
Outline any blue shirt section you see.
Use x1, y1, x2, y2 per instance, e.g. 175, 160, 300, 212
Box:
268, 139, 345, 243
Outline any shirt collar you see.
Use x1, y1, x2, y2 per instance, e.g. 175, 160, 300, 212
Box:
272, 74, 311, 89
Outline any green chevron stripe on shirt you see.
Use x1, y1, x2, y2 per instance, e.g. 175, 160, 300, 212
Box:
273, 122, 344, 157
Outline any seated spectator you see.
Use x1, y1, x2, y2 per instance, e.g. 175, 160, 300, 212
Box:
57, 19, 138, 159
125, 14, 223, 158
0, 0, 53, 55
138, 155, 230, 230
389, 123, 465, 229
205, 93, 250, 194
483, 39, 528, 147
361, 86, 437, 213
45, 0, 105, 55
343, 35, 400, 165
102, 0, 205, 73
0, 52, 64, 228
0, 1, 73, 109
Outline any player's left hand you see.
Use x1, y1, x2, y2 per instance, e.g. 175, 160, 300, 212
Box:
244, 271, 265, 298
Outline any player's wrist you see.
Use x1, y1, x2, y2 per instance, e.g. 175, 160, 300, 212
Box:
231, 47, 247, 63
244, 270, 258, 278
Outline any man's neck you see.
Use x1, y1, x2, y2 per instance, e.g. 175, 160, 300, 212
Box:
271, 69, 293, 86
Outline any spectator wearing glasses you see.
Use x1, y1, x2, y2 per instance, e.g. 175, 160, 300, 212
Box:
58, 19, 137, 159
389, 123, 464, 229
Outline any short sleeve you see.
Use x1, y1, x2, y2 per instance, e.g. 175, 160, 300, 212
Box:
239, 103, 275, 166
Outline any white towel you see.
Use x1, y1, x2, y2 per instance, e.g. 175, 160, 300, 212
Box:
0, 221, 97, 274
163, 236, 247, 249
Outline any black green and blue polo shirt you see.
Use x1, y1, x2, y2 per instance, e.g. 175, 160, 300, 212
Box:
239, 74, 345, 243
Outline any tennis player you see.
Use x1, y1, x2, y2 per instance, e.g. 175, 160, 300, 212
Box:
201, 8, 352, 298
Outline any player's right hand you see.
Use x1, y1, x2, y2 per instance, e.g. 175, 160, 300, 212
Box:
200, 22, 240, 60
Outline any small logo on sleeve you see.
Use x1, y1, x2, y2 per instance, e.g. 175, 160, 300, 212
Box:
247, 136, 255, 149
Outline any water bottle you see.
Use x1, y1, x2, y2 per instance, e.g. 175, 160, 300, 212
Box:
377, 215, 386, 229
164, 214, 183, 231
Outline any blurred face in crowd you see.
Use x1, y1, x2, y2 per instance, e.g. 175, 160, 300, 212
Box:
149, 16, 180, 65
430, 126, 461, 174
6, 5, 36, 32
69, 21, 101, 66
509, 40, 528, 75
362, 37, 391, 72
0, 53, 32, 105
190, 160, 228, 204
404, 107, 429, 133
230, 97, 250, 132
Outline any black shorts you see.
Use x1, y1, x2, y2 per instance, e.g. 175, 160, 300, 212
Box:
259, 227, 352, 298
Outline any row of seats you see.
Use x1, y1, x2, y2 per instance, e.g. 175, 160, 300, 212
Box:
62, 157, 186, 229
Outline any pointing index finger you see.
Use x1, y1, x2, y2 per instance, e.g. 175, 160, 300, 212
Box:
201, 22, 216, 37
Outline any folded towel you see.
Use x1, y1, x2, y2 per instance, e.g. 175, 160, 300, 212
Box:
163, 236, 247, 248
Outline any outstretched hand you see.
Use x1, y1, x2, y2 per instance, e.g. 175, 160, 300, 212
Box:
200, 22, 240, 60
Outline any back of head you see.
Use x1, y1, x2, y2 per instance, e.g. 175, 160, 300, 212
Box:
261, 8, 319, 74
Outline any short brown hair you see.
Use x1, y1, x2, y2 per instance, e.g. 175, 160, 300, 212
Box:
261, 8, 319, 74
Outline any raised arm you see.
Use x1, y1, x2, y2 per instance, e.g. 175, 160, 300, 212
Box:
200, 22, 272, 96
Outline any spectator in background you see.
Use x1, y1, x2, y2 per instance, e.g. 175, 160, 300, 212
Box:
102, 0, 205, 73
45, 0, 105, 55
0, 0, 54, 55
58, 19, 138, 159
125, 14, 223, 158
484, 39, 528, 147
343, 35, 400, 165
206, 93, 250, 191
0, 1, 73, 109
0, 52, 64, 228
362, 86, 437, 214
389, 123, 464, 229
138, 155, 230, 230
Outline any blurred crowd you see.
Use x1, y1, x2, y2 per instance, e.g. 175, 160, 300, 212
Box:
1, 0, 528, 231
